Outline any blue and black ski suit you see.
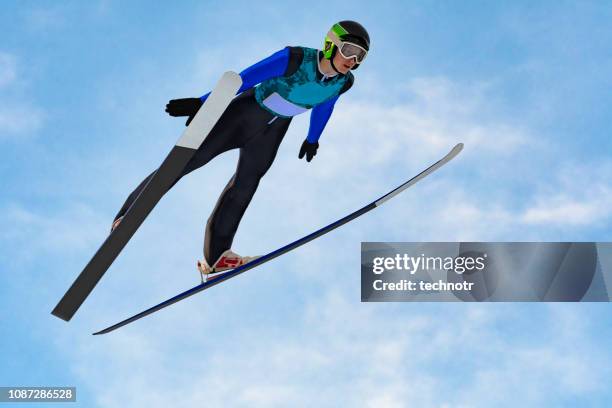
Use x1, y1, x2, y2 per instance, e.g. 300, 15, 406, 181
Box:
116, 46, 354, 264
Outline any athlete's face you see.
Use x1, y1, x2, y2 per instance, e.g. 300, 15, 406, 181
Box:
334, 52, 357, 74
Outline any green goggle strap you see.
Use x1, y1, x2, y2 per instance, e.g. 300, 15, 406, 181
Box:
325, 30, 367, 62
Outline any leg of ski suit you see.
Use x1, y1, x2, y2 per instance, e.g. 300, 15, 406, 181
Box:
114, 88, 291, 265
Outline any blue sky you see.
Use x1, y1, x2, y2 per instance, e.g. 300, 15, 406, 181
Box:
1, 1, 612, 407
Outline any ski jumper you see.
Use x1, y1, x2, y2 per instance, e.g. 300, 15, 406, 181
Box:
115, 46, 354, 265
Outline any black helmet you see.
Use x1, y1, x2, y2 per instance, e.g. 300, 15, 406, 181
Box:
323, 20, 370, 70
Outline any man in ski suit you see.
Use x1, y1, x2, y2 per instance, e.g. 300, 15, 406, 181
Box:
113, 20, 370, 277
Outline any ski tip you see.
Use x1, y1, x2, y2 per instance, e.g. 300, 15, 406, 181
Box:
220, 71, 243, 89
451, 143, 464, 155
442, 143, 464, 162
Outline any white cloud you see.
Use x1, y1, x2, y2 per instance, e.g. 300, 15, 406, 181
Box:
1, 203, 106, 256
318, 76, 528, 181
0, 52, 45, 137
24, 7, 66, 32
0, 104, 45, 136
522, 194, 612, 225
0, 52, 17, 88
61, 293, 610, 408
521, 164, 612, 226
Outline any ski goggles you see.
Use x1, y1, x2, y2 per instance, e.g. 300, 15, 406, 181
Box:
326, 30, 368, 63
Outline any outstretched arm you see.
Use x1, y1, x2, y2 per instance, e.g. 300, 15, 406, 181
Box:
166, 48, 292, 125
199, 47, 291, 101
298, 96, 339, 162
307, 96, 338, 143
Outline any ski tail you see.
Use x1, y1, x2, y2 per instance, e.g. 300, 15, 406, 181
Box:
93, 143, 464, 335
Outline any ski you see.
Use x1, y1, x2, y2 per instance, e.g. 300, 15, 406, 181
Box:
93, 143, 464, 335
52, 72, 243, 322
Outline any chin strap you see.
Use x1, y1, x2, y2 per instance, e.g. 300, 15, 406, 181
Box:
329, 48, 342, 75
330, 56, 341, 74
318, 50, 341, 77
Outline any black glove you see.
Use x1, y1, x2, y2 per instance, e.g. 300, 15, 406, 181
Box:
165, 98, 203, 126
298, 139, 319, 162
